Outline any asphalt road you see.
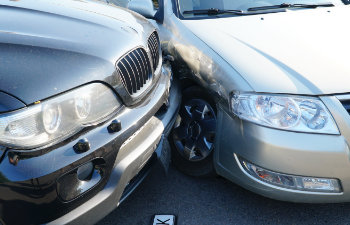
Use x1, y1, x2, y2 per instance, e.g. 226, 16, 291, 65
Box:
98, 165, 350, 225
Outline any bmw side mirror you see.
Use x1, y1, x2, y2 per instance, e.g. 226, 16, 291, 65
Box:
128, 0, 164, 23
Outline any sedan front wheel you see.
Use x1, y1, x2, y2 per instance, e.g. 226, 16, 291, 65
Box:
170, 86, 217, 177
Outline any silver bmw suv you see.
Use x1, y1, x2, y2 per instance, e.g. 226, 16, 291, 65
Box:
0, 0, 180, 224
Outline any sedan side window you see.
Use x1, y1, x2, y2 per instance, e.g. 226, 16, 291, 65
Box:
108, 0, 159, 10
106, 0, 128, 7
152, 0, 159, 9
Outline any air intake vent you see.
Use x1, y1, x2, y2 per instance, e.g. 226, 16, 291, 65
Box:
148, 32, 160, 71
117, 48, 152, 96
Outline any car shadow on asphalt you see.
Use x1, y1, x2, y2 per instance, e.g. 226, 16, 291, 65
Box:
98, 165, 350, 225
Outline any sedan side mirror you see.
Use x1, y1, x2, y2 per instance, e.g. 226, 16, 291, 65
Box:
128, 0, 157, 18
128, 0, 164, 23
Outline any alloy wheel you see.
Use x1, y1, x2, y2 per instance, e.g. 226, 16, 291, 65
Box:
172, 99, 216, 162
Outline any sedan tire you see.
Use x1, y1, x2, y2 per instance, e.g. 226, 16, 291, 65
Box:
170, 86, 217, 177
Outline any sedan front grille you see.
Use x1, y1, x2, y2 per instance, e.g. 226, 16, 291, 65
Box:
117, 48, 152, 96
148, 31, 160, 71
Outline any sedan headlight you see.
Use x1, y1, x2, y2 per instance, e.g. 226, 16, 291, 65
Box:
0, 83, 121, 149
231, 93, 339, 134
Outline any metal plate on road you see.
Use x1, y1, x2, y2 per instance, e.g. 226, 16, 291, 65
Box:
152, 215, 175, 225
155, 137, 171, 174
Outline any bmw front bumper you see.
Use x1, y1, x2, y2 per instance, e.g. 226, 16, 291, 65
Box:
0, 64, 180, 225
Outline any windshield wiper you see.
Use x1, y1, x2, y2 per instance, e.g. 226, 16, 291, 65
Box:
183, 8, 244, 15
248, 2, 334, 11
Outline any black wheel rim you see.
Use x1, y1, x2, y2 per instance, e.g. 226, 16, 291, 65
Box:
172, 98, 216, 162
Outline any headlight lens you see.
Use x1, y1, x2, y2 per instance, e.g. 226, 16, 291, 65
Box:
231, 93, 339, 134
43, 104, 62, 134
0, 83, 121, 149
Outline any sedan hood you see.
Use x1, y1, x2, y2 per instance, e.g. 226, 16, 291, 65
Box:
0, 0, 151, 105
182, 6, 350, 95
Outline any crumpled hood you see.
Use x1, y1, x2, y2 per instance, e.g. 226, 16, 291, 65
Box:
0, 0, 152, 105
182, 6, 350, 95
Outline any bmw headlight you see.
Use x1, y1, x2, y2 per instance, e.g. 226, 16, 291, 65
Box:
0, 83, 121, 149
231, 93, 339, 134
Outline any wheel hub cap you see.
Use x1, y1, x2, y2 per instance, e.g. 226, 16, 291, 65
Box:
172, 98, 216, 162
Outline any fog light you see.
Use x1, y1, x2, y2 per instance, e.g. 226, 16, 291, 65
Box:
57, 159, 105, 202
238, 157, 341, 193
301, 177, 338, 192
77, 162, 94, 181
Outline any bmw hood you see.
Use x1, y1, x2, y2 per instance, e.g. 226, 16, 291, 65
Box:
182, 6, 350, 95
0, 0, 153, 107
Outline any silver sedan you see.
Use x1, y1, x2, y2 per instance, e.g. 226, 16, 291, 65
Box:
112, 0, 350, 203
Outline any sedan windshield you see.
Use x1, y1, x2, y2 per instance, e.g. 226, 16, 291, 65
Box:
178, 0, 346, 18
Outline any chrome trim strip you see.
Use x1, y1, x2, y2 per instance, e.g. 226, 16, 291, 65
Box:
335, 94, 350, 101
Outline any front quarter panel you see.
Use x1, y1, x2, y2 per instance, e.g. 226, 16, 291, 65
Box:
159, 0, 253, 102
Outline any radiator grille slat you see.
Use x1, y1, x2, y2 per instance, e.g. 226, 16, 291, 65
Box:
140, 48, 151, 81
128, 52, 142, 91
118, 61, 133, 94
130, 51, 143, 87
123, 56, 138, 93
134, 49, 147, 85
117, 48, 152, 95
148, 32, 160, 71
